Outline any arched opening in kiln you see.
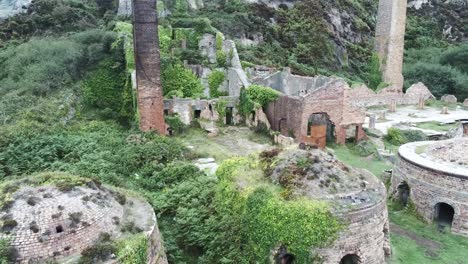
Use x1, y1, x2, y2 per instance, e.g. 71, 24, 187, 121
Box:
274, 246, 295, 264
340, 254, 360, 264
306, 113, 335, 148
434, 202, 455, 230
396, 182, 410, 208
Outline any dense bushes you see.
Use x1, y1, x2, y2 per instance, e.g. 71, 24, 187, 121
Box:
239, 85, 280, 116
162, 64, 204, 98
209, 157, 342, 263
208, 70, 226, 97
0, 121, 186, 183
0, 29, 124, 124
0, 0, 99, 43
82, 58, 132, 122
384, 128, 428, 146
404, 45, 468, 100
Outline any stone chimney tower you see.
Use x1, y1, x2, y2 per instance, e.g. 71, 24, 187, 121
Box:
132, 0, 166, 134
375, 0, 408, 92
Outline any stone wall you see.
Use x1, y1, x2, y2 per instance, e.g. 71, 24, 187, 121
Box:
164, 97, 239, 125
316, 198, 390, 264
265, 79, 367, 146
257, 68, 334, 96
146, 210, 168, 264
348, 82, 434, 107
391, 142, 468, 236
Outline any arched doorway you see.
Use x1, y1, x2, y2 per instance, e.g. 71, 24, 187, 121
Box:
340, 254, 360, 264
306, 113, 335, 148
434, 203, 455, 229
396, 182, 410, 208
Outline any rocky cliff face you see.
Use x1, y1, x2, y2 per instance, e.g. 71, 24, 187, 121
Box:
0, 0, 31, 20
408, 0, 467, 41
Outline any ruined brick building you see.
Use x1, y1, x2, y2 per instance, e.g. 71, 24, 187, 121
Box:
391, 138, 468, 236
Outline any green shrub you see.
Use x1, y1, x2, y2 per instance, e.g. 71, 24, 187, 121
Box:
164, 115, 187, 135
208, 71, 226, 97
351, 140, 379, 158
440, 44, 468, 74
366, 53, 383, 90
116, 234, 148, 264
403, 62, 468, 100
384, 128, 428, 146
82, 58, 129, 121
162, 64, 204, 98
0, 239, 16, 263
0, 0, 99, 42
239, 85, 279, 116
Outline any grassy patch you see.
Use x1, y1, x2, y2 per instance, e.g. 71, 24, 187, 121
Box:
415, 121, 459, 132
329, 144, 392, 178
389, 209, 468, 263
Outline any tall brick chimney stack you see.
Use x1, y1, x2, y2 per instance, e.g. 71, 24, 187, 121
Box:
132, 0, 166, 134
375, 0, 408, 93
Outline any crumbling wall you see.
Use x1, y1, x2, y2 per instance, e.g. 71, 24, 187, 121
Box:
348, 82, 434, 107
257, 68, 334, 96
265, 95, 304, 139
164, 97, 238, 125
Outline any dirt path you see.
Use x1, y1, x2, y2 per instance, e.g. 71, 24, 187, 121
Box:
390, 223, 442, 258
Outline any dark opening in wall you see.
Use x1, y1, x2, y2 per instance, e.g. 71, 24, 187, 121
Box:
397, 182, 410, 207
56, 225, 63, 233
434, 202, 455, 229
226, 107, 233, 125
340, 254, 360, 264
164, 109, 169, 115
194, 110, 201, 119
250, 111, 256, 122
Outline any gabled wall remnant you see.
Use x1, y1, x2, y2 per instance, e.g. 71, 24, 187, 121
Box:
375, 0, 408, 92
133, 0, 166, 134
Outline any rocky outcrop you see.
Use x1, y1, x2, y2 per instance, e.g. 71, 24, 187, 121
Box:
408, 0, 468, 41
0, 0, 31, 19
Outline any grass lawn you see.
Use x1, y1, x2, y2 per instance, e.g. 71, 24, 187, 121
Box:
389, 209, 468, 264
175, 127, 272, 161
329, 144, 392, 177
415, 121, 459, 132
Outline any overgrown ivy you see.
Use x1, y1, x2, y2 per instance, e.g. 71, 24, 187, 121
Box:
239, 85, 279, 116
208, 70, 226, 98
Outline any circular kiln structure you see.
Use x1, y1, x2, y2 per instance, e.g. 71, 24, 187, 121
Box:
270, 149, 390, 264
391, 138, 468, 235
0, 175, 167, 264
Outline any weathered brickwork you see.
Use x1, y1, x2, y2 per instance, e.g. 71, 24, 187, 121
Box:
317, 199, 390, 264
265, 79, 367, 146
375, 0, 408, 92
391, 140, 468, 236
0, 184, 168, 263
133, 0, 166, 134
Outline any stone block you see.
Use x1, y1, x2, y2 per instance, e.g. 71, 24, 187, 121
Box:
441, 94, 458, 104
